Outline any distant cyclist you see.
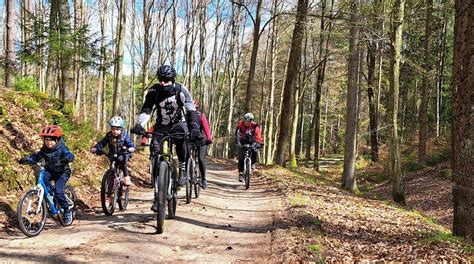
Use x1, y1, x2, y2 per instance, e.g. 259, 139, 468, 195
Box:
235, 113, 263, 182
189, 99, 213, 189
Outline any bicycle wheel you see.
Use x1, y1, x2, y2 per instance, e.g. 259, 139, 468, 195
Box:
101, 170, 116, 216
118, 185, 129, 211
57, 186, 77, 226
245, 158, 251, 190
194, 160, 201, 198
155, 161, 168, 234
185, 158, 193, 204
17, 189, 47, 237
167, 178, 177, 219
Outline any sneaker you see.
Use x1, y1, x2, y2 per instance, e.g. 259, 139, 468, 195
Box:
238, 173, 244, 182
151, 200, 158, 212
124, 176, 132, 186
177, 169, 188, 187
63, 210, 73, 225
201, 179, 208, 190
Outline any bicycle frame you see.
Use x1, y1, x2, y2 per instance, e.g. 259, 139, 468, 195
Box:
34, 166, 60, 216
151, 137, 175, 198
242, 145, 253, 174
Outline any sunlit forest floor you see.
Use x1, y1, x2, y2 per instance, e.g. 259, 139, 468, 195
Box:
260, 150, 473, 262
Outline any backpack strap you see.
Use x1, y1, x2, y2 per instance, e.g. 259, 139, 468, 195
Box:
174, 83, 184, 109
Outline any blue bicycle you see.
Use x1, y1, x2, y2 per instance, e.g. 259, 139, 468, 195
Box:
17, 162, 77, 237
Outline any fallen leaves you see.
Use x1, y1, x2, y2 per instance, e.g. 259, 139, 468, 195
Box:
259, 165, 473, 262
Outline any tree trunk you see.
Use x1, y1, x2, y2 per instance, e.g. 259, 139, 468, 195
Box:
341, 0, 360, 192
452, 0, 474, 240
224, 4, 243, 158
290, 81, 301, 168
436, 8, 448, 138
112, 0, 126, 116
171, 0, 178, 66
313, 0, 333, 170
388, 0, 406, 205
97, 0, 108, 130
244, 0, 263, 113
4, 0, 15, 88
198, 4, 207, 108
264, 0, 281, 165
142, 1, 153, 99
366, 0, 383, 162
276, 0, 309, 166
418, 0, 433, 166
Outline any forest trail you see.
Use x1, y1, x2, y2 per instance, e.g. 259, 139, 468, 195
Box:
0, 160, 282, 262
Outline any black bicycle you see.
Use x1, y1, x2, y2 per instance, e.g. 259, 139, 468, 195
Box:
139, 131, 187, 234
242, 144, 257, 190
185, 142, 202, 203
95, 147, 131, 216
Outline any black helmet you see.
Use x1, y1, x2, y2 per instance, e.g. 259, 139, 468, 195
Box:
157, 65, 176, 82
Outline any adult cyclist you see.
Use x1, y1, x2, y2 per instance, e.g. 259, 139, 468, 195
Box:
131, 64, 201, 211
235, 113, 263, 182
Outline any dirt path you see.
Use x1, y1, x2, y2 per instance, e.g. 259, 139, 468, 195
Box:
0, 161, 282, 262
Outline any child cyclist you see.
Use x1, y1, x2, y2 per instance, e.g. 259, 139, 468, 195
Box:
19, 125, 75, 225
90, 116, 136, 186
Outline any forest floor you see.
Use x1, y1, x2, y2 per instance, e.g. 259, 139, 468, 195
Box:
265, 154, 473, 262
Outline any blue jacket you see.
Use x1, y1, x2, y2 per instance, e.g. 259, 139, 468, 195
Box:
93, 130, 135, 156
27, 138, 75, 175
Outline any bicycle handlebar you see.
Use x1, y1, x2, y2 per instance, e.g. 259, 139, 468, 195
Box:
96, 146, 131, 158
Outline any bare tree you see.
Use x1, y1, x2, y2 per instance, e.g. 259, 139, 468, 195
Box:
388, 0, 406, 205
97, 0, 108, 130
418, 0, 433, 166
341, 0, 360, 192
112, 0, 126, 115
4, 0, 15, 88
276, 0, 309, 166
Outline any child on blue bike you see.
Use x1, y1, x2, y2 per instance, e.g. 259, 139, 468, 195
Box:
90, 116, 136, 186
19, 125, 75, 225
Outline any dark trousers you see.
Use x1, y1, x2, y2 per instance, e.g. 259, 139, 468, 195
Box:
189, 143, 208, 180
237, 146, 258, 173
152, 123, 188, 163
116, 154, 130, 177
44, 171, 70, 210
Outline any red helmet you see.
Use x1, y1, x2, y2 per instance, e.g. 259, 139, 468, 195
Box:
40, 125, 62, 138
193, 100, 199, 108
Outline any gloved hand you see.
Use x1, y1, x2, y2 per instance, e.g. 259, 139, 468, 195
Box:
190, 128, 200, 140
18, 157, 30, 164
128, 147, 136, 153
130, 124, 146, 136
206, 140, 213, 145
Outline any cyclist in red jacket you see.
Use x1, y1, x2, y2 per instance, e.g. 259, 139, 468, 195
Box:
190, 100, 213, 189
235, 113, 263, 182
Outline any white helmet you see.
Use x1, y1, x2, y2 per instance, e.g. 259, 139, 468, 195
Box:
109, 116, 125, 128
244, 113, 254, 121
